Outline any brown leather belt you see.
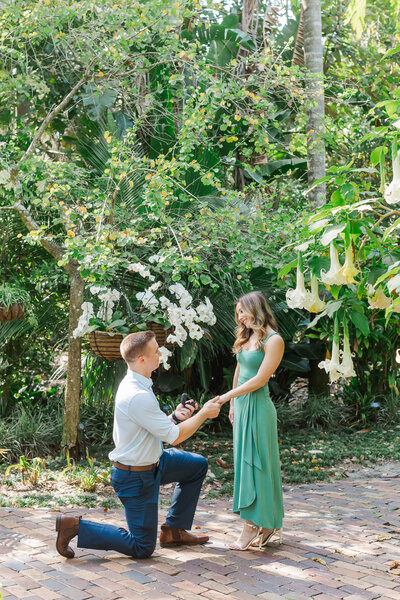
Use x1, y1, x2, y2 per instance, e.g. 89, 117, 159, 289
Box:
112, 460, 159, 472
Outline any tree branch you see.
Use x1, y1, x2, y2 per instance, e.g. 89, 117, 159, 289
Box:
11, 198, 65, 263
18, 66, 93, 169
9, 64, 93, 271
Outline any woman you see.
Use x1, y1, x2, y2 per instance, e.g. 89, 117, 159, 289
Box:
219, 291, 284, 550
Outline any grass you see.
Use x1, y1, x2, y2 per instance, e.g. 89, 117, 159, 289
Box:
181, 425, 400, 494
1, 426, 399, 507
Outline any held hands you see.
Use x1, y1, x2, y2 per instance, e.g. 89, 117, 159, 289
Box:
200, 396, 221, 419
218, 392, 232, 405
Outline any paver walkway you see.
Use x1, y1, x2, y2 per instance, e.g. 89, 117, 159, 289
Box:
1, 462, 400, 600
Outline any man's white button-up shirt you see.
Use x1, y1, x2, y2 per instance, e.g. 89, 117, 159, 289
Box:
108, 370, 179, 466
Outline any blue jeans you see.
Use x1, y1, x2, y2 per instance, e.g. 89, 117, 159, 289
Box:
77, 448, 208, 558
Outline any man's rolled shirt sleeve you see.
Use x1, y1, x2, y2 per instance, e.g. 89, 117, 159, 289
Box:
128, 391, 179, 444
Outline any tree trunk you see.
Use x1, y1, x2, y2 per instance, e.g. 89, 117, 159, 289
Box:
61, 269, 85, 459
303, 0, 326, 208
308, 357, 329, 395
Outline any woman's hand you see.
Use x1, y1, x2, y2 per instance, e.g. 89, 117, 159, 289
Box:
218, 392, 232, 405
229, 402, 234, 425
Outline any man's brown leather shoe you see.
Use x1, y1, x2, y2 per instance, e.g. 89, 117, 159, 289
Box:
55, 514, 81, 558
159, 524, 209, 547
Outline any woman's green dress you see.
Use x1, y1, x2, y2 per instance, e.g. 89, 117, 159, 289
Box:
232, 332, 284, 529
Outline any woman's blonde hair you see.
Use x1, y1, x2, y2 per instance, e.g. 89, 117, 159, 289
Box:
233, 291, 278, 354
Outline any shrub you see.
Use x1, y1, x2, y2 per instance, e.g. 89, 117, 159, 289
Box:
301, 394, 349, 429
0, 403, 62, 461
275, 399, 302, 431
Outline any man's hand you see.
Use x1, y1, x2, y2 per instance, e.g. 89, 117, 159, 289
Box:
174, 401, 198, 422
199, 396, 221, 419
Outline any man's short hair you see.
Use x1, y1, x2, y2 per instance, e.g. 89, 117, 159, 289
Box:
120, 330, 156, 364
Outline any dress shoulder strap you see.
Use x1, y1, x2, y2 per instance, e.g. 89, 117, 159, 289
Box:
261, 331, 280, 347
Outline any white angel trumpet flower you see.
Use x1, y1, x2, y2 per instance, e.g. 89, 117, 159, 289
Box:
339, 244, 360, 284
396, 348, 400, 364
320, 243, 346, 286
318, 336, 342, 382
368, 286, 391, 310
384, 151, 400, 205
286, 266, 312, 310
306, 274, 326, 313
387, 273, 400, 295
339, 324, 356, 378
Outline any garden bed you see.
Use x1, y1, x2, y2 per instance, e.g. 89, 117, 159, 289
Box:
1, 427, 400, 509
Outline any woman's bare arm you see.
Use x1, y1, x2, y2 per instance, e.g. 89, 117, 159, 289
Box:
219, 335, 284, 404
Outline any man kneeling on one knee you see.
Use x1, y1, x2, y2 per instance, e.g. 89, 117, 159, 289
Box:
56, 330, 221, 559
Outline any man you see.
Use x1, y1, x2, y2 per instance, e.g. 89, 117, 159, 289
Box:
56, 330, 222, 559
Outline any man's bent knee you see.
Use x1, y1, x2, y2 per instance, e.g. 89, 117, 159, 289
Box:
134, 541, 156, 559
190, 454, 208, 480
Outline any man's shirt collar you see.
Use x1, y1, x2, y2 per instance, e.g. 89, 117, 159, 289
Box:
127, 369, 153, 389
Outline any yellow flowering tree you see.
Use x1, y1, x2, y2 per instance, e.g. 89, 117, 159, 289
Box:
0, 0, 305, 452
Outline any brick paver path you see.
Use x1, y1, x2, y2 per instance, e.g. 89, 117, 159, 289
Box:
1, 463, 400, 600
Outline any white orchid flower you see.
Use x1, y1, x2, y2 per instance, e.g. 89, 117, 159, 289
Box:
384, 151, 400, 205
339, 243, 359, 284
286, 265, 312, 310
367, 286, 391, 310
158, 346, 172, 370
306, 274, 326, 313
320, 243, 346, 286
73, 302, 94, 338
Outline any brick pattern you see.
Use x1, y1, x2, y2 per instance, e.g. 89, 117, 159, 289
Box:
1, 462, 400, 599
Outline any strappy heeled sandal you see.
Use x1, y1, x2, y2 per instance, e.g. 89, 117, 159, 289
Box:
228, 523, 262, 551
251, 527, 283, 549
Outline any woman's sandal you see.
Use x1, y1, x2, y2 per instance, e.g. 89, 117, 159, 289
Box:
228, 523, 262, 551
251, 527, 283, 549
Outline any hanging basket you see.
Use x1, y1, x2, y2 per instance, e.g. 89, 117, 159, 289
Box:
88, 331, 124, 362
0, 303, 24, 323
147, 322, 174, 349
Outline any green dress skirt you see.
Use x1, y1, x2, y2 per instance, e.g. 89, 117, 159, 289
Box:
232, 333, 284, 529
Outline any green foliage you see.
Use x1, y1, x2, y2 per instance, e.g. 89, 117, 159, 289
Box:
2, 0, 400, 427
0, 403, 63, 460
4, 456, 47, 486
275, 395, 349, 431
280, 113, 400, 397
0, 0, 307, 415
300, 395, 350, 429
0, 284, 30, 310
60, 450, 111, 492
